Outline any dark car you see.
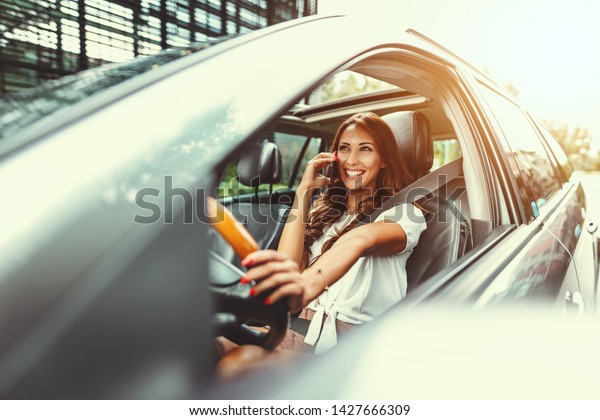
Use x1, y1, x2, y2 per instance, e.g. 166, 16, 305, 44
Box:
0, 14, 598, 399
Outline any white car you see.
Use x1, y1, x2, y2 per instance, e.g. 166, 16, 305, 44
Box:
0, 14, 598, 399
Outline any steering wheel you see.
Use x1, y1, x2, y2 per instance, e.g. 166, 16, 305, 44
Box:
207, 197, 289, 350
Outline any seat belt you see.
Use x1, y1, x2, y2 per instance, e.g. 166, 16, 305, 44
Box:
359, 157, 463, 225
288, 157, 463, 329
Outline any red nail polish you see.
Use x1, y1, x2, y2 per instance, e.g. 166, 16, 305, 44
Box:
264, 298, 271, 305
249, 288, 256, 297
240, 275, 249, 284
241, 257, 253, 267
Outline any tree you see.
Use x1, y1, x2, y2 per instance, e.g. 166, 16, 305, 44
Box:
505, 82, 519, 98
310, 71, 394, 104
480, 67, 521, 99
483, 65, 597, 171
543, 121, 599, 171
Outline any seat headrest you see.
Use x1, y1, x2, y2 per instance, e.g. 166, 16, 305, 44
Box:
237, 141, 282, 187
382, 111, 433, 181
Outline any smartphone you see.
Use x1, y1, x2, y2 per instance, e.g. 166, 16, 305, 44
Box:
324, 158, 339, 189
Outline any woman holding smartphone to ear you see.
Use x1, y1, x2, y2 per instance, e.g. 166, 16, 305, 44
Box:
218, 112, 426, 375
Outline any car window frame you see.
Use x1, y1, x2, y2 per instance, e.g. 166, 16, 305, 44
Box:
471, 79, 564, 223
528, 117, 574, 185
453, 69, 523, 227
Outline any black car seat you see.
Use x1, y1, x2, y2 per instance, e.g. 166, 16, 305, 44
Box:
209, 141, 291, 269
382, 111, 472, 292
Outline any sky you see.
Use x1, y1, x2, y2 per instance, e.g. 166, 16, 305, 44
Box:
319, 0, 600, 151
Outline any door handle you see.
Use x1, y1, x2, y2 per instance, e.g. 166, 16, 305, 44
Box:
564, 290, 584, 317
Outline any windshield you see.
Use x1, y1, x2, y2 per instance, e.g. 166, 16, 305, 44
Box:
0, 36, 233, 144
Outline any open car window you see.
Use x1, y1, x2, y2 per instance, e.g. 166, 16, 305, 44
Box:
217, 132, 322, 198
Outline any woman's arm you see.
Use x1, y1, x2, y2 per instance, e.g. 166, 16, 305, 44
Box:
277, 152, 336, 267
250, 220, 407, 311
276, 184, 313, 268
297, 221, 407, 303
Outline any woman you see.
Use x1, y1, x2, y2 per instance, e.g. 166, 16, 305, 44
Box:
218, 112, 426, 374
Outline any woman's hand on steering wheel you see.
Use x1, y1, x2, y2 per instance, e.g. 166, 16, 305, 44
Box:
298, 152, 337, 190
242, 250, 306, 313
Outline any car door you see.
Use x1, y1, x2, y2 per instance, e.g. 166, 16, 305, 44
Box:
0, 18, 347, 398
445, 78, 583, 310
534, 121, 598, 311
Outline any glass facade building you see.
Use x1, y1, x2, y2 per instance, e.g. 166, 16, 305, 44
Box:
0, 0, 318, 94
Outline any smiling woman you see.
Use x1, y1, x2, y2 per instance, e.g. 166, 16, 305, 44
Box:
336, 125, 388, 193
216, 112, 427, 377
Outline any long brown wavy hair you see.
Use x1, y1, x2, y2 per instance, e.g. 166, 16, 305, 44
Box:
304, 112, 413, 264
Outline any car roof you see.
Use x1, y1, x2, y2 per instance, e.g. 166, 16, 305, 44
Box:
0, 14, 507, 156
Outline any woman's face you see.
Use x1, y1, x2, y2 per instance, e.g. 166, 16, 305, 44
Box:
336, 124, 386, 195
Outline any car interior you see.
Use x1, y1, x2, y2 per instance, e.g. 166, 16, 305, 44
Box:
208, 49, 501, 347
